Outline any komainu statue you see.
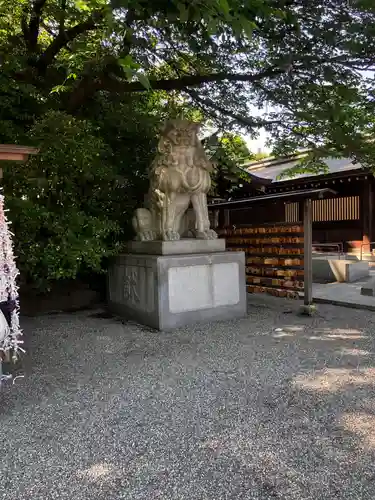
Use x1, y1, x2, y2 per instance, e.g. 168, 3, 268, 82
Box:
132, 119, 218, 241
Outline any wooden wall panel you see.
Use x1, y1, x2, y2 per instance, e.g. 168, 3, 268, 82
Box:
285, 196, 360, 223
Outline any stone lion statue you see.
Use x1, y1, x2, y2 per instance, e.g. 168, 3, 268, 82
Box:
132, 119, 218, 241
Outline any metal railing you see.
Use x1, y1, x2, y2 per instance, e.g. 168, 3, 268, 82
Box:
312, 242, 344, 259
360, 241, 375, 261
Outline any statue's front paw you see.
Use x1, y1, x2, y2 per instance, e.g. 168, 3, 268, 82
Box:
162, 230, 180, 241
140, 230, 157, 241
193, 229, 218, 240
194, 230, 209, 240
206, 229, 218, 240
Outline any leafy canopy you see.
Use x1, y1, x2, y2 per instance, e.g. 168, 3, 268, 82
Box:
1, 0, 375, 158
205, 132, 253, 198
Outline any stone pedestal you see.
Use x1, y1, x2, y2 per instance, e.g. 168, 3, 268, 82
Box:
312, 258, 369, 283
124, 238, 225, 255
108, 241, 247, 330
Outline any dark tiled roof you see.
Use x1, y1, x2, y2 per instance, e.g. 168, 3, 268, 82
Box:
242, 153, 364, 183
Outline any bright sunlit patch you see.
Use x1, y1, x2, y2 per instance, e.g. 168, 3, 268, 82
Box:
293, 368, 375, 393
77, 463, 114, 482
309, 327, 367, 341
283, 326, 305, 332
272, 325, 305, 337
340, 412, 375, 449
273, 332, 294, 338
327, 328, 362, 335
339, 348, 371, 357
326, 333, 367, 340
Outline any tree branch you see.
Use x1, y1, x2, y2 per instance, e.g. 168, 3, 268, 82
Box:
66, 65, 289, 112
186, 89, 284, 129
26, 0, 49, 51
66, 9, 136, 112
66, 53, 366, 113
201, 120, 237, 145
125, 67, 288, 93
35, 8, 106, 72
21, 8, 29, 42
59, 0, 67, 36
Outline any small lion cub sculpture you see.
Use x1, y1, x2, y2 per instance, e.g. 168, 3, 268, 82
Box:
132, 119, 218, 241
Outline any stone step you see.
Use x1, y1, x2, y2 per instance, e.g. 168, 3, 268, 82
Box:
360, 276, 375, 296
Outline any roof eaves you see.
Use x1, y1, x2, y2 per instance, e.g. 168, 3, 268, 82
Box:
235, 164, 273, 185
270, 166, 369, 186
242, 149, 311, 172
208, 187, 337, 207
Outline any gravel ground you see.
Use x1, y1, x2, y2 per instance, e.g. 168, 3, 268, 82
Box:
1, 295, 375, 500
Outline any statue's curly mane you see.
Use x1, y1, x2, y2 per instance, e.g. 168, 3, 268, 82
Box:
151, 119, 212, 175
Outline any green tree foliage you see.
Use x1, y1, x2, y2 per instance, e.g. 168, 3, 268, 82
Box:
1, 0, 375, 287
252, 151, 270, 161
206, 133, 253, 199
1, 0, 374, 142
1, 1, 374, 138
3, 111, 121, 287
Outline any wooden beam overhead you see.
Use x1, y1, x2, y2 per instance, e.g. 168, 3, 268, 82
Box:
0, 144, 39, 162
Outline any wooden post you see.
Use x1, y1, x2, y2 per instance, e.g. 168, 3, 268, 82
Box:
303, 198, 313, 306
218, 209, 230, 229
218, 209, 225, 229
298, 200, 304, 223
362, 179, 373, 256
370, 181, 373, 247
224, 209, 230, 227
